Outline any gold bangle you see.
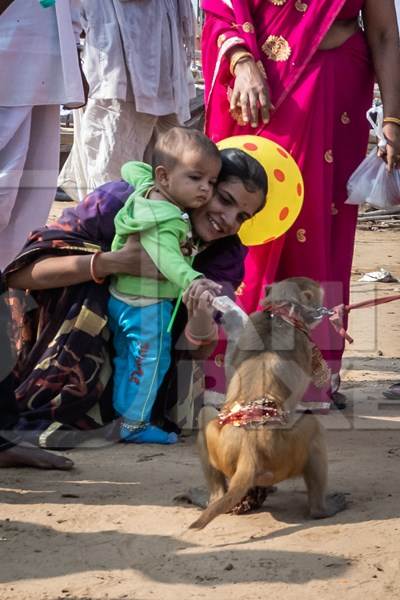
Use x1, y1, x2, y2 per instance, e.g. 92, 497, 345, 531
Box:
230, 51, 253, 76
230, 50, 253, 76
383, 117, 400, 127
90, 251, 105, 284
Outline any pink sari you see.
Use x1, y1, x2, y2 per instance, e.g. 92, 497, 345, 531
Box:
202, 0, 374, 409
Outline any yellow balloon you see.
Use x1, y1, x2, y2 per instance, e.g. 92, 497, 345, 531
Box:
217, 135, 304, 246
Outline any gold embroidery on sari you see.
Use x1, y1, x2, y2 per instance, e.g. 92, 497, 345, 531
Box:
231, 22, 254, 34
214, 354, 225, 368
235, 282, 246, 296
341, 112, 351, 125
296, 228, 307, 243
217, 34, 227, 48
324, 149, 334, 163
268, 0, 287, 5
262, 35, 291, 62
39, 422, 63, 448
331, 203, 339, 216
242, 22, 255, 33
295, 1, 308, 12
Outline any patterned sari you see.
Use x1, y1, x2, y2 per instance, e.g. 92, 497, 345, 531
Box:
202, 0, 374, 408
3, 181, 247, 446
2, 182, 131, 447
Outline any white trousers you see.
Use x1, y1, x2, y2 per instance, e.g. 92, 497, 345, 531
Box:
58, 98, 179, 201
0, 105, 60, 270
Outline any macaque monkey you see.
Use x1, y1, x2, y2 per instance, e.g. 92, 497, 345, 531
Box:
190, 277, 346, 530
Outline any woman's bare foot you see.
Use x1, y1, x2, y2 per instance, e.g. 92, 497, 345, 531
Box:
0, 446, 74, 470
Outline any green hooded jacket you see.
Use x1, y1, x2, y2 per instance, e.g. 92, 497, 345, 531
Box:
111, 161, 202, 298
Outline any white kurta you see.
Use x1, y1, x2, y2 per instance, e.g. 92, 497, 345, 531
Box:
59, 0, 195, 200
80, 0, 194, 122
0, 105, 60, 269
0, 0, 83, 107
0, 0, 84, 268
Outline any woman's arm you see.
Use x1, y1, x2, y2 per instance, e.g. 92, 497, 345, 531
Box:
181, 280, 220, 359
364, 0, 400, 170
202, 5, 272, 127
7, 235, 163, 290
182, 307, 218, 359
7, 254, 95, 290
228, 46, 272, 128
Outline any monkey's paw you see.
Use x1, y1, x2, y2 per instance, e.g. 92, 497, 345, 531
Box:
310, 492, 347, 519
174, 487, 209, 509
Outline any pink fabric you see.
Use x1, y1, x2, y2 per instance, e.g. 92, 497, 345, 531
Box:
337, 0, 365, 18
202, 0, 374, 407
202, 0, 348, 123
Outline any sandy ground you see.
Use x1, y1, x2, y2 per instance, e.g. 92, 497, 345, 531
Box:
1, 205, 400, 600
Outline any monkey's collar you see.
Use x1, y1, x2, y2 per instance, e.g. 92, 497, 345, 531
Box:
263, 302, 333, 330
219, 398, 290, 428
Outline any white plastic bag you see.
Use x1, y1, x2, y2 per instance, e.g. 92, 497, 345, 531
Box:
346, 106, 400, 209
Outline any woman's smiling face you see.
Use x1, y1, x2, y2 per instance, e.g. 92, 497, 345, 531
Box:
190, 178, 265, 243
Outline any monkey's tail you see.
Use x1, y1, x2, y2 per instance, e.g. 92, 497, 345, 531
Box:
189, 436, 261, 530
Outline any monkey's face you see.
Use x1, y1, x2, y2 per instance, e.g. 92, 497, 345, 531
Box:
262, 277, 324, 329
300, 283, 324, 329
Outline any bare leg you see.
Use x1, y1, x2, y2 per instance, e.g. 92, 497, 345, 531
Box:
175, 409, 226, 509
0, 446, 74, 470
303, 437, 346, 518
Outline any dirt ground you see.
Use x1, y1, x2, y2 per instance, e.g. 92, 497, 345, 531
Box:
1, 205, 400, 600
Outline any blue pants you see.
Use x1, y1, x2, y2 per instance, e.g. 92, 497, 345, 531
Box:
108, 297, 172, 425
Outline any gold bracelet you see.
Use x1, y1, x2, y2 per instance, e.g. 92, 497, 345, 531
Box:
230, 50, 254, 76
230, 51, 253, 76
383, 117, 400, 127
90, 251, 105, 284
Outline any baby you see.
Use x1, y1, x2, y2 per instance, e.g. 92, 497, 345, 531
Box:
108, 127, 222, 444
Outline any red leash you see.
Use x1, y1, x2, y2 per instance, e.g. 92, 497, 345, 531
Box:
329, 294, 400, 344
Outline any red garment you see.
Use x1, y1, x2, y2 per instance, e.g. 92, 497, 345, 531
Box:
202, 0, 374, 407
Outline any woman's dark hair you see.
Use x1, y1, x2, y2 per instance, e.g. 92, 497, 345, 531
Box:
219, 147, 268, 211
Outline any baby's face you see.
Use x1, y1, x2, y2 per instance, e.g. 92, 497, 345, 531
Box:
166, 150, 221, 210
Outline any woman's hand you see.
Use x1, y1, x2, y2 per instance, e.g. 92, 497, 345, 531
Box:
364, 1, 400, 171
97, 235, 165, 280
183, 279, 221, 351
380, 123, 400, 171
230, 56, 272, 128
182, 277, 222, 318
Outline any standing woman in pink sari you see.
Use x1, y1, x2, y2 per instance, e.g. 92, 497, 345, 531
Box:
202, 0, 400, 409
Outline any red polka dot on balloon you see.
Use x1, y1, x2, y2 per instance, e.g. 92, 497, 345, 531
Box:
274, 169, 285, 182
243, 142, 258, 151
277, 147, 289, 159
279, 207, 289, 221
297, 182, 303, 196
